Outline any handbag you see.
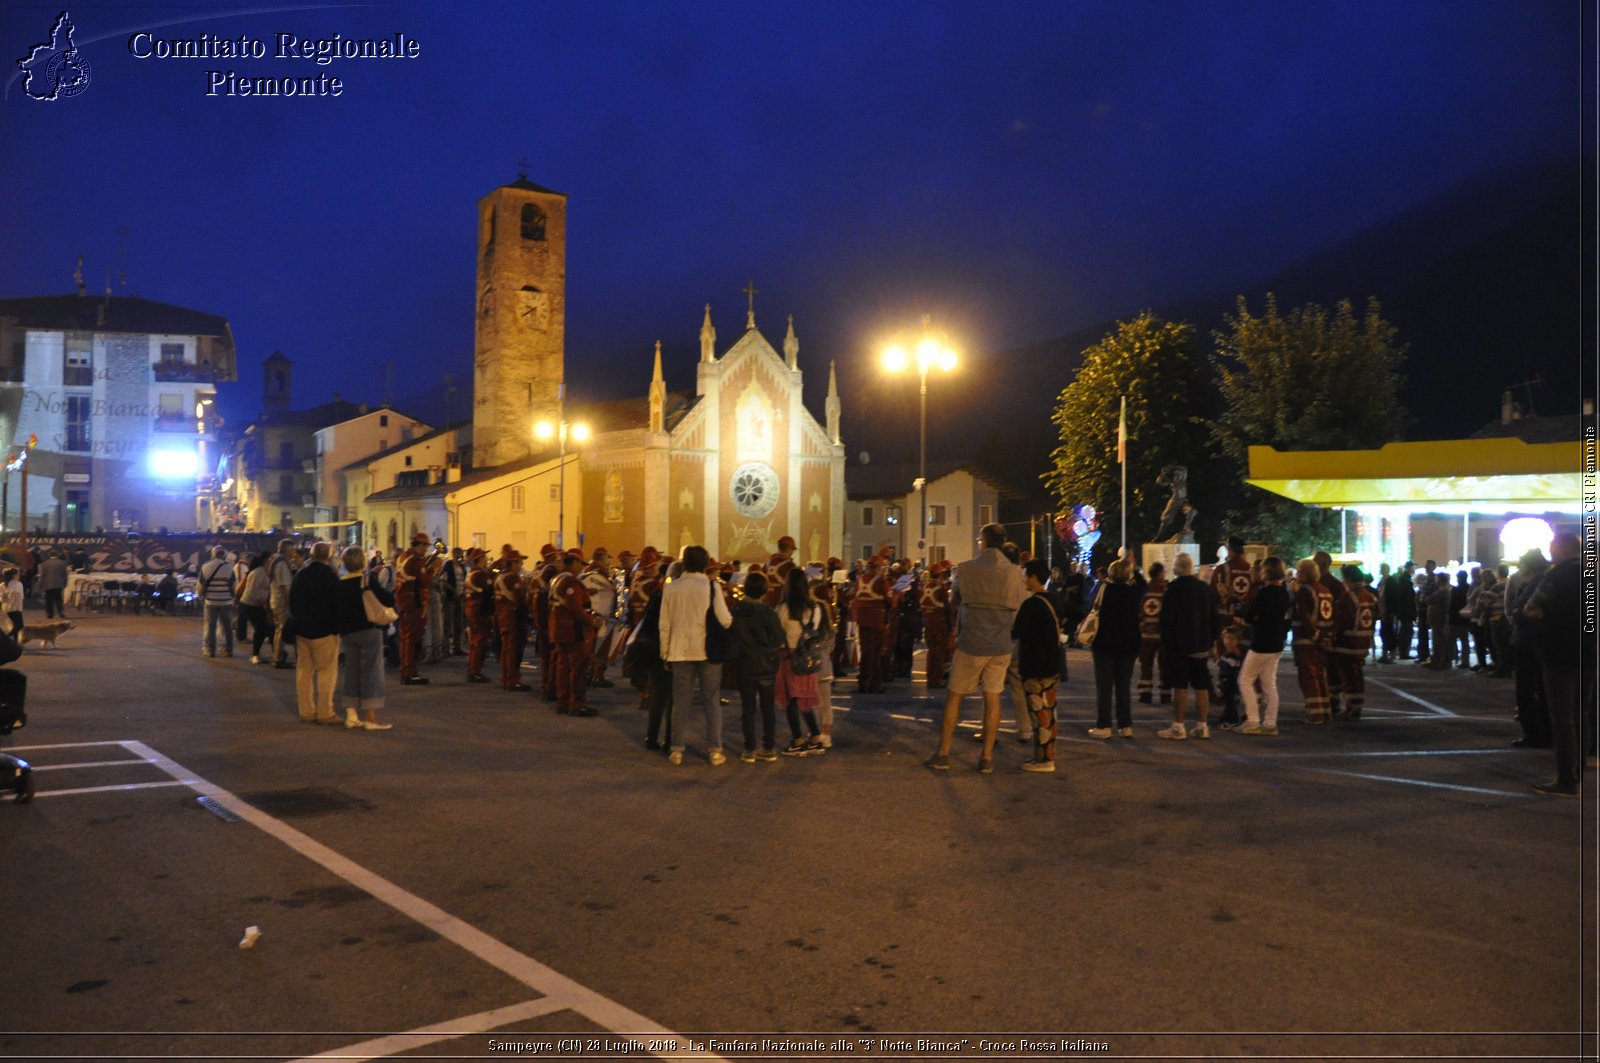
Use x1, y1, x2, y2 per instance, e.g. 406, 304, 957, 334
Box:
1074, 585, 1105, 648
363, 586, 398, 626
703, 580, 739, 664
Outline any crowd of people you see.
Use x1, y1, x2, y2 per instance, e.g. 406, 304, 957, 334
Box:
1082, 536, 1592, 796
6, 520, 1588, 795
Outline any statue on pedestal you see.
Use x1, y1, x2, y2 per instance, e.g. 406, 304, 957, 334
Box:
1153, 464, 1196, 543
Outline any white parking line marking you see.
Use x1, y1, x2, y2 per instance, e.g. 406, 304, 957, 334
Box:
290, 998, 571, 1062
120, 741, 725, 1063
1366, 676, 1457, 716
32, 758, 153, 771
34, 780, 192, 798
5, 740, 132, 752
1301, 767, 1529, 797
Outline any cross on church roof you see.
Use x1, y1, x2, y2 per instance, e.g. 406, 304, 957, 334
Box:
743, 279, 758, 330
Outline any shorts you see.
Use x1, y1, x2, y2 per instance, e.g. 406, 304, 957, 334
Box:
1163, 652, 1212, 690
948, 650, 1011, 695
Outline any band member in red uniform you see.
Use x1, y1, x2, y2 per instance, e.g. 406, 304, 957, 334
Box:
921, 561, 955, 688
853, 556, 891, 693
550, 549, 599, 715
395, 532, 433, 685
494, 552, 530, 691
583, 548, 620, 688
1137, 561, 1171, 704
463, 548, 494, 683
762, 536, 798, 607
1329, 566, 1377, 719
1292, 557, 1336, 724
827, 558, 853, 677
529, 544, 560, 700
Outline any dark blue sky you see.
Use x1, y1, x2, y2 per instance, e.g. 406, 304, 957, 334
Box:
1, 1, 1583, 432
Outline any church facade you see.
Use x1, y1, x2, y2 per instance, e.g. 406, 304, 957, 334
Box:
360, 175, 847, 563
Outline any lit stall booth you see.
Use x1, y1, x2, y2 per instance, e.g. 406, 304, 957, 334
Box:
1246, 437, 1583, 575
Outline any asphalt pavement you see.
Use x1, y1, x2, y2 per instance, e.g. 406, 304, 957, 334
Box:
1, 612, 1593, 1062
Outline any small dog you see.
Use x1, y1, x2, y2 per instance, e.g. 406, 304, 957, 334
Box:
18, 619, 75, 649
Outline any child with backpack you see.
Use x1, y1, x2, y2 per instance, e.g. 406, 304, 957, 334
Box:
776, 568, 828, 756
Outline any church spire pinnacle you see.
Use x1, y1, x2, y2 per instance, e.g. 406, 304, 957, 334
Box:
826, 358, 841, 445
784, 314, 799, 370
699, 303, 716, 363
743, 279, 758, 331
649, 339, 666, 433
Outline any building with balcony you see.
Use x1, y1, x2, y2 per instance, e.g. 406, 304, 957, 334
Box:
0, 293, 236, 532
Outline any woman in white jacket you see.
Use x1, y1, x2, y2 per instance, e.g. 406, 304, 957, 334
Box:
658, 545, 733, 766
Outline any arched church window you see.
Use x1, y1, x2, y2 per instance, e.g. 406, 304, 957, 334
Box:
521, 204, 546, 241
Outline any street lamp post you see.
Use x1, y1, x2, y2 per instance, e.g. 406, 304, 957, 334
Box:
882, 316, 957, 566
535, 417, 589, 549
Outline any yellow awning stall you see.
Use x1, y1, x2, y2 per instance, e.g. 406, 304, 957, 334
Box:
1247, 438, 1583, 509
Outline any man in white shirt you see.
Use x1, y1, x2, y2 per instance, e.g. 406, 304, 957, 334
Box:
658, 545, 733, 766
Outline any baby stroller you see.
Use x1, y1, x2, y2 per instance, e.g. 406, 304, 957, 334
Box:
0, 628, 29, 803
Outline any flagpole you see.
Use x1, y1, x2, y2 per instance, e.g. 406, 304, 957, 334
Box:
1118, 396, 1127, 555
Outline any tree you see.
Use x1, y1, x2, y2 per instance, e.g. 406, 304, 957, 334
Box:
1211, 294, 1408, 556
1042, 312, 1214, 558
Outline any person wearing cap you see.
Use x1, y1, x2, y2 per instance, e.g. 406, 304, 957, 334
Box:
583, 549, 621, 689
550, 549, 601, 715
762, 536, 798, 608
828, 557, 854, 679
463, 549, 494, 683
1328, 565, 1377, 720
530, 546, 561, 701
393, 533, 433, 685
920, 561, 955, 689
494, 552, 531, 691
852, 556, 891, 693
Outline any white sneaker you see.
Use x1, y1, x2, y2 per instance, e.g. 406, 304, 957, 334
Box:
668, 750, 684, 765
1157, 723, 1188, 740
709, 749, 727, 766
1236, 721, 1264, 735
1192, 723, 1211, 740
1118, 727, 1134, 738
1086, 727, 1113, 740
1020, 760, 1056, 772
816, 733, 833, 749
250, 655, 262, 665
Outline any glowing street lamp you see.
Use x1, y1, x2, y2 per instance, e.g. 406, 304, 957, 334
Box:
535, 417, 590, 549
881, 315, 957, 564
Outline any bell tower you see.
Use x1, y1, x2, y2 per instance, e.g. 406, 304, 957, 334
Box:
474, 172, 567, 467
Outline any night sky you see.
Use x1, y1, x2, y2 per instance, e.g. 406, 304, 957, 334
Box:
1, 1, 1586, 442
